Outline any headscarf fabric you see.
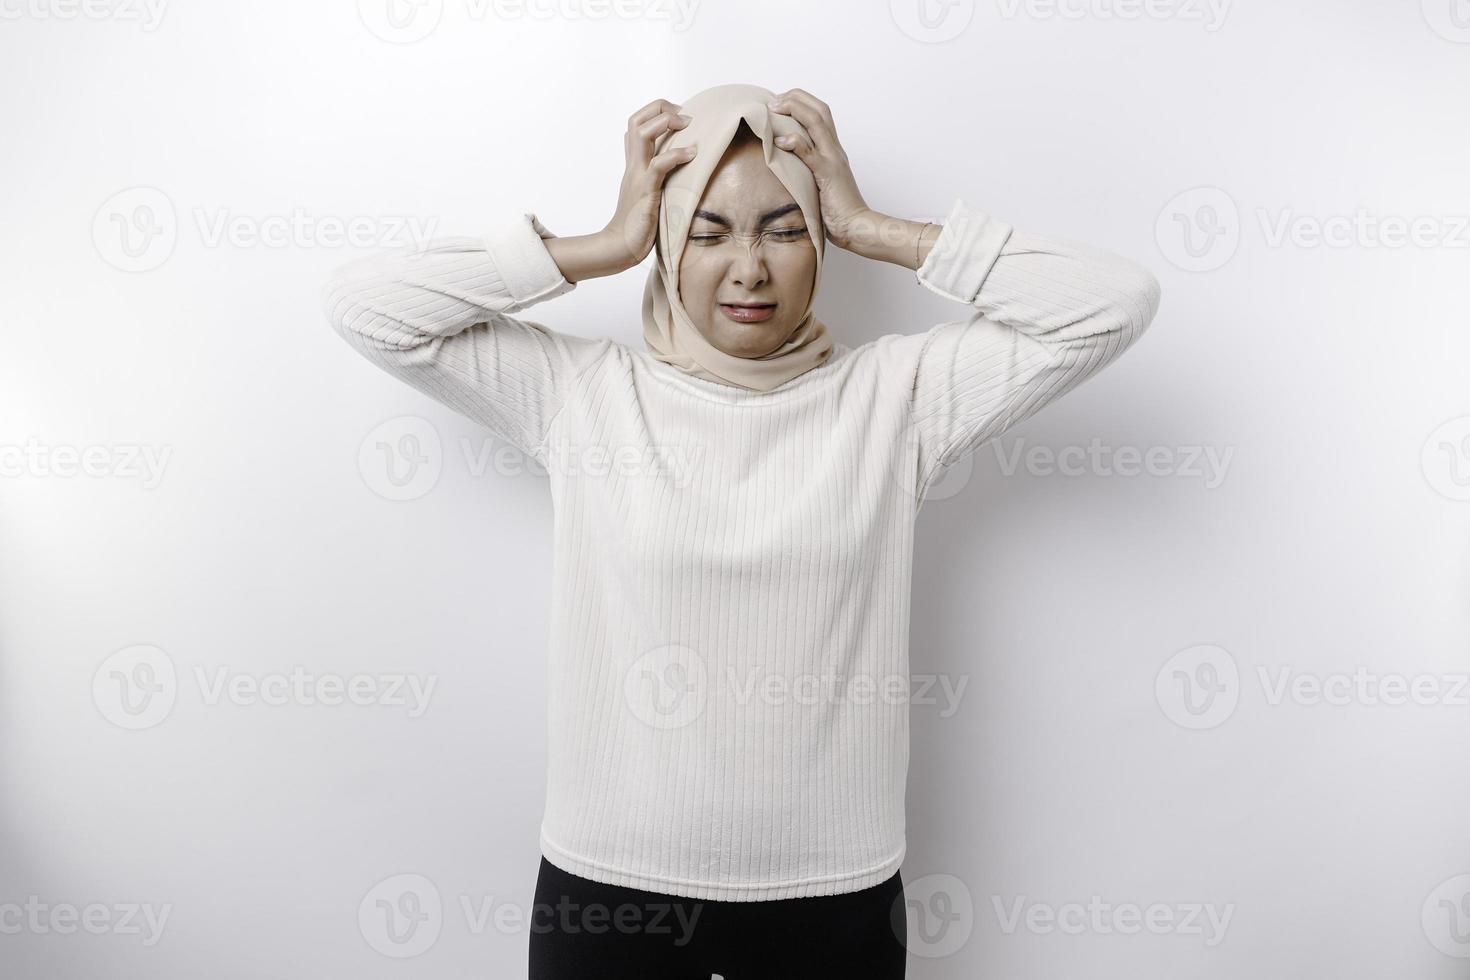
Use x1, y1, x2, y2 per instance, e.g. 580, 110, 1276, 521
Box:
640, 83, 834, 392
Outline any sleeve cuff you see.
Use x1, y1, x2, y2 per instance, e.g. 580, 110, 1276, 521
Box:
915, 197, 1014, 304
483, 211, 577, 311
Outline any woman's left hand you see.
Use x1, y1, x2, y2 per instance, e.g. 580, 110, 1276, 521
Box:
767, 89, 874, 252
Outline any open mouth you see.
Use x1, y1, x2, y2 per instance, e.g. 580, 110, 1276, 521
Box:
719, 303, 777, 323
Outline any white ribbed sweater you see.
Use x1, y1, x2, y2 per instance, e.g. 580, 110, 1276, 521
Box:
322, 197, 1161, 901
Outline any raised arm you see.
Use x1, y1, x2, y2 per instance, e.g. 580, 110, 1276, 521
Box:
901, 196, 1162, 493
761, 89, 1162, 497
320, 211, 613, 461
321, 97, 698, 460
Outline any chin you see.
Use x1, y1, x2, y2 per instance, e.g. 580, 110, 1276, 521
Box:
708, 318, 794, 359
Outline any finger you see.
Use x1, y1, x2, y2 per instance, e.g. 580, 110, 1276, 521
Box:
637, 110, 689, 144
774, 131, 815, 161
626, 100, 681, 158
784, 88, 833, 122
631, 110, 690, 165
628, 99, 680, 130
768, 90, 837, 154
649, 144, 697, 180
771, 91, 834, 147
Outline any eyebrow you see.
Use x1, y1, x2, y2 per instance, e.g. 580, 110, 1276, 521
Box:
692, 203, 803, 228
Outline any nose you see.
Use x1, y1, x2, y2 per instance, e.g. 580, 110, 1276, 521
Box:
730, 238, 769, 289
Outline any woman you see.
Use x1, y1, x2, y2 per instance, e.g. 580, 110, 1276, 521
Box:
322, 83, 1161, 979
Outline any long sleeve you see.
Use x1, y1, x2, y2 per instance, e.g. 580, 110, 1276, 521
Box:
902, 197, 1162, 495
321, 211, 613, 460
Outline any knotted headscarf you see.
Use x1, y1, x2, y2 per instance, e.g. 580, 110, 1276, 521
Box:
641, 83, 834, 392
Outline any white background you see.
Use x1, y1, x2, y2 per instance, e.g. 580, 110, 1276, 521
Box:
2, 0, 1468, 977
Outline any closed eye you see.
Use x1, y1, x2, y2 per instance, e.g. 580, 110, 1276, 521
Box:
689, 228, 808, 245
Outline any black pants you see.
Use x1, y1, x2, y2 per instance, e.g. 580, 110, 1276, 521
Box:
528, 857, 908, 979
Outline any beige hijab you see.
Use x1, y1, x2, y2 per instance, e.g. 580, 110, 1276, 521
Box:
641, 83, 834, 392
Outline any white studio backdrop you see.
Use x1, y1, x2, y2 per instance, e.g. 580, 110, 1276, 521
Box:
2, 1, 1467, 977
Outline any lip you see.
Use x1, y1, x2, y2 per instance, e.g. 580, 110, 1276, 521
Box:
719, 302, 777, 323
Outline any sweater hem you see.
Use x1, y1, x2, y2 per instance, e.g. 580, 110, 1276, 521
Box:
538, 829, 906, 902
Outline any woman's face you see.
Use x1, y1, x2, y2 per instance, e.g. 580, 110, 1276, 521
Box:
677, 137, 818, 358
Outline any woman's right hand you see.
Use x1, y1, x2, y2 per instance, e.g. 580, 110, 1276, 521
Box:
600, 99, 696, 271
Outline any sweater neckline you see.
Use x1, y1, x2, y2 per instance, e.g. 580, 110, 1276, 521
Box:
634, 343, 853, 406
